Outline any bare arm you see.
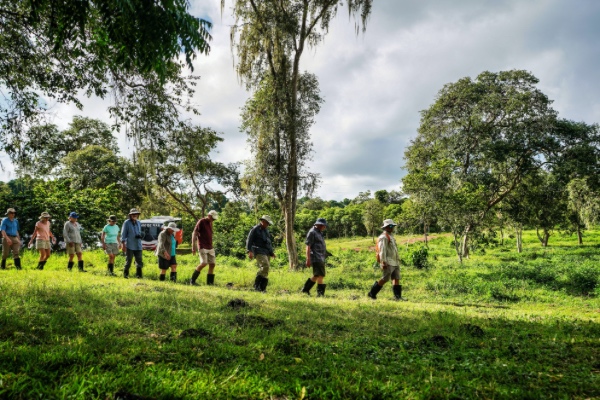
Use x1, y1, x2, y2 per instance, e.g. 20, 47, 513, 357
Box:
30, 226, 39, 243
305, 245, 311, 267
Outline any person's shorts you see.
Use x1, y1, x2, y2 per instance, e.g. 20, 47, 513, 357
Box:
36, 239, 51, 250
255, 254, 270, 277
105, 243, 119, 255
66, 243, 82, 255
2, 236, 20, 258
199, 248, 216, 264
159, 256, 177, 269
311, 261, 326, 277
381, 264, 401, 282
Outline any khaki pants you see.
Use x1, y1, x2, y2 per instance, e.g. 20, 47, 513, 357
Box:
2, 236, 20, 259
255, 254, 270, 278
380, 264, 400, 283
199, 248, 216, 264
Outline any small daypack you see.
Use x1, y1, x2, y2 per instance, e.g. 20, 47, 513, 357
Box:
375, 232, 391, 263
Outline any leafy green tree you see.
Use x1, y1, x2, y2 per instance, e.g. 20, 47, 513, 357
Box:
226, 0, 372, 270
566, 178, 599, 245
0, 1, 211, 156
362, 199, 384, 243
143, 122, 240, 221
403, 70, 557, 258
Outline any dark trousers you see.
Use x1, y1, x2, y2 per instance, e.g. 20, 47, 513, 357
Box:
125, 249, 143, 269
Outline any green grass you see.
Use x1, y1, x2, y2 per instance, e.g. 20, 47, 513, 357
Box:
0, 231, 599, 398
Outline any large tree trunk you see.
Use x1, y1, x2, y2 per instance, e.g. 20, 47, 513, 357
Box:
537, 228, 550, 247
283, 202, 299, 270
577, 224, 583, 245
515, 224, 523, 253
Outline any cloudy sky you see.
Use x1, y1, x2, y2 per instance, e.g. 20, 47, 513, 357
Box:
4, 0, 600, 200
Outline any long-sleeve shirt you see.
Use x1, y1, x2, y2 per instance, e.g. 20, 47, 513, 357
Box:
155, 229, 173, 259
305, 227, 327, 264
246, 224, 274, 256
63, 221, 82, 244
378, 232, 400, 267
121, 219, 143, 251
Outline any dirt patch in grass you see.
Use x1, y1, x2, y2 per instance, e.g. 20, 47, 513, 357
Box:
226, 298, 249, 309
234, 314, 284, 329
178, 328, 211, 339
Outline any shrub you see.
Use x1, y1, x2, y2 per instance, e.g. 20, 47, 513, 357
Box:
410, 246, 429, 269
567, 263, 600, 295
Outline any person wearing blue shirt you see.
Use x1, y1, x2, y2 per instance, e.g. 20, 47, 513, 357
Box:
1, 208, 22, 270
121, 208, 144, 278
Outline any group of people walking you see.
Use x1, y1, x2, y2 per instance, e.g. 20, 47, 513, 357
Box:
1, 207, 407, 300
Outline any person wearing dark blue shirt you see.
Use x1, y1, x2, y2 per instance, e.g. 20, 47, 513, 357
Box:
1, 208, 21, 270
121, 208, 144, 278
246, 215, 275, 292
302, 218, 329, 297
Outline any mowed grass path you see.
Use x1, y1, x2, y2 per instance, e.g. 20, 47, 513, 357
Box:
0, 231, 599, 399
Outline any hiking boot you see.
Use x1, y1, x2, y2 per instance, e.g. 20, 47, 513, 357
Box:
253, 275, 262, 291
14, 258, 22, 270
170, 271, 177, 283
78, 260, 86, 272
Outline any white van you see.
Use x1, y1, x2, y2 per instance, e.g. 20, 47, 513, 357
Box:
139, 216, 183, 250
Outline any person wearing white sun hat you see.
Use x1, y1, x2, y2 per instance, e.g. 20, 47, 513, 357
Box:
368, 219, 407, 301
156, 222, 180, 283
29, 212, 55, 270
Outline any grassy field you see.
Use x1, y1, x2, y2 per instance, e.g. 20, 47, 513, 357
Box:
0, 231, 599, 399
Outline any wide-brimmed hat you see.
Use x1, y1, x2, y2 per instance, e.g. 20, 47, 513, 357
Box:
128, 208, 141, 215
69, 212, 79, 219
381, 219, 397, 229
39, 212, 51, 220
314, 218, 328, 226
166, 222, 180, 232
260, 215, 273, 225
107, 215, 117, 222
208, 210, 219, 220
5, 208, 16, 215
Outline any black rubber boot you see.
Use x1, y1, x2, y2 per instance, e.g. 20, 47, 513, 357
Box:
190, 270, 200, 285
123, 267, 129, 279
135, 267, 143, 279
207, 274, 215, 285
41, 261, 47, 270
368, 281, 383, 299
37, 261, 43, 270
1, 259, 5, 269
393, 285, 407, 301
68, 261, 74, 271
14, 258, 22, 270
78, 260, 86, 272
317, 284, 327, 297
108, 263, 116, 276
259, 277, 269, 293
159, 274, 166, 281
170, 272, 177, 283
254, 275, 262, 291
301, 278, 316, 295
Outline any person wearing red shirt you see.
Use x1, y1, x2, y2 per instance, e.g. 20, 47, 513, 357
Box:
190, 210, 218, 286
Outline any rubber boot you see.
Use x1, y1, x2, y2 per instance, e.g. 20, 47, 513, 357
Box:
190, 270, 200, 286
207, 273, 215, 285
368, 281, 383, 299
41, 261, 47, 270
136, 267, 143, 279
108, 263, 115, 276
254, 275, 262, 291
78, 260, 86, 272
14, 258, 22, 270
1, 259, 5, 269
259, 277, 269, 293
67, 261, 74, 271
301, 278, 316, 295
123, 267, 129, 279
393, 285, 407, 301
317, 284, 327, 297
159, 274, 166, 281
170, 271, 177, 283
37, 261, 43, 270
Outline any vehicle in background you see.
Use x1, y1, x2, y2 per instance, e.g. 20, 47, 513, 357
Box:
140, 216, 184, 251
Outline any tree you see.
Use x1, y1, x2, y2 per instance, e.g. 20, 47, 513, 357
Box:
14, 117, 118, 176
566, 178, 599, 245
144, 122, 241, 221
225, 0, 372, 270
1, 0, 211, 160
403, 70, 557, 258
362, 199, 384, 243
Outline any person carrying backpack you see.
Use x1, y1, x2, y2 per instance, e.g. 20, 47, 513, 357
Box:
368, 219, 407, 301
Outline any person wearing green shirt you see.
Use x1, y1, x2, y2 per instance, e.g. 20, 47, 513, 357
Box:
101, 215, 121, 276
